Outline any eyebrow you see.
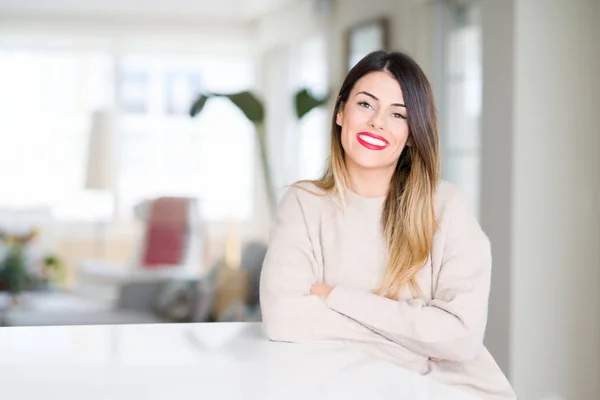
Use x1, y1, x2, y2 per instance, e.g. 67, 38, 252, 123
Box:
356, 91, 406, 108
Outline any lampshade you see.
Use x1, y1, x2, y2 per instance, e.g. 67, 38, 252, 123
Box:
86, 109, 118, 191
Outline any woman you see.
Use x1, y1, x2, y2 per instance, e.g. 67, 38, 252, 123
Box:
259, 50, 516, 399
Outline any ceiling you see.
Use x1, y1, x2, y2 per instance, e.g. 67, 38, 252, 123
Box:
0, 0, 302, 22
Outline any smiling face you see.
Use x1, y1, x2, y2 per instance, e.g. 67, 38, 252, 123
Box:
336, 71, 411, 175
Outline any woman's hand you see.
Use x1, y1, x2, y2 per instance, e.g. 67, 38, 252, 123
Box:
310, 284, 334, 300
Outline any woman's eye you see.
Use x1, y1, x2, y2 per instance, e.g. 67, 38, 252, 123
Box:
358, 101, 372, 109
392, 113, 406, 120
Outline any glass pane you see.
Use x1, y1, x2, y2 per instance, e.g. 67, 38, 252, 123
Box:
444, 155, 481, 219
298, 108, 328, 180
446, 79, 480, 150
194, 97, 254, 221
442, 2, 482, 216
115, 55, 256, 222
0, 48, 256, 223
295, 35, 329, 182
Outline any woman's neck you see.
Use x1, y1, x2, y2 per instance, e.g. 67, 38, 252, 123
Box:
345, 161, 394, 198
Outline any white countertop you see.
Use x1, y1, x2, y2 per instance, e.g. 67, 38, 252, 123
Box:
0, 322, 477, 400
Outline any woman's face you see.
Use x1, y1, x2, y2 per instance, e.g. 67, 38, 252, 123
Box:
336, 71, 410, 173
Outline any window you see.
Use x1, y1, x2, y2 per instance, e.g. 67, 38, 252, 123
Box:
0, 48, 256, 223
293, 36, 329, 182
0, 50, 113, 221
116, 55, 255, 221
439, 1, 483, 218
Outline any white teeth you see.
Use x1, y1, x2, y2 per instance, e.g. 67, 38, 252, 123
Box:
358, 134, 388, 147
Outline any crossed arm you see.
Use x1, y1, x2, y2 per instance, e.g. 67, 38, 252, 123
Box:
259, 187, 491, 362
258, 189, 391, 345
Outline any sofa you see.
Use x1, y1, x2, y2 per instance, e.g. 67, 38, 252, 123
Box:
1, 276, 214, 327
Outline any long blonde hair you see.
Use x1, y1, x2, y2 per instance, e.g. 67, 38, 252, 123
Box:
297, 50, 440, 299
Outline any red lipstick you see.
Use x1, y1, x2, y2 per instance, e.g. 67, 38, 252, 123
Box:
356, 131, 389, 150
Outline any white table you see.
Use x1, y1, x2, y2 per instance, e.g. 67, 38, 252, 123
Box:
0, 322, 477, 400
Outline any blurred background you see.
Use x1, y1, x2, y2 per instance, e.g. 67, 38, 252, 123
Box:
0, 0, 597, 399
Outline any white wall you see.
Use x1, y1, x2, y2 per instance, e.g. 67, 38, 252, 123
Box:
512, 0, 600, 397
482, 0, 600, 398
327, 0, 438, 91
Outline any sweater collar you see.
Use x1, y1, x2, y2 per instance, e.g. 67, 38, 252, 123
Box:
342, 187, 387, 210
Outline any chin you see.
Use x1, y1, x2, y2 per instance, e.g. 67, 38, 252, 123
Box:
348, 155, 392, 171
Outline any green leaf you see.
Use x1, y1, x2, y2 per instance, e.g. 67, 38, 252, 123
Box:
189, 94, 209, 117
295, 88, 330, 119
189, 91, 265, 125
225, 91, 265, 124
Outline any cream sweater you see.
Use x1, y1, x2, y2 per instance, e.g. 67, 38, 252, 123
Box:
259, 180, 516, 399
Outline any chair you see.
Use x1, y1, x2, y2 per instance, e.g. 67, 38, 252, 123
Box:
76, 196, 204, 303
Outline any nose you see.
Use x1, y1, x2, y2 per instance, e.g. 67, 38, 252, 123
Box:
368, 112, 385, 131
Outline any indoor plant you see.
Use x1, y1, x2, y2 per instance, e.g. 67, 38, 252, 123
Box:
0, 229, 37, 303
189, 88, 329, 216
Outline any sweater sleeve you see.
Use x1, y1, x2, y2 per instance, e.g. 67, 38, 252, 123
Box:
259, 187, 394, 345
324, 187, 491, 362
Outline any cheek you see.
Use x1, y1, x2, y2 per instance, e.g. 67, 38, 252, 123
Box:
340, 125, 354, 151
392, 123, 410, 143
342, 106, 369, 128
339, 112, 361, 143
389, 125, 411, 154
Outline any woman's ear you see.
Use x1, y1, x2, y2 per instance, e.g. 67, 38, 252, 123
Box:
406, 136, 414, 147
336, 103, 344, 127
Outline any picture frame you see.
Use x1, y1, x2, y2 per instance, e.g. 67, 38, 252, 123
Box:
344, 17, 390, 72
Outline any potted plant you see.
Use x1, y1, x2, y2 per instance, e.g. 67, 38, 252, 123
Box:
0, 229, 37, 304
